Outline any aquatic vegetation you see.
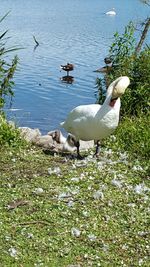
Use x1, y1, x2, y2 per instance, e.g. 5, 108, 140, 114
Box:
0, 12, 19, 110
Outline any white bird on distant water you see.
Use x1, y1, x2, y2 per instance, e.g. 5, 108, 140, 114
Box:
60, 76, 130, 159
106, 8, 116, 16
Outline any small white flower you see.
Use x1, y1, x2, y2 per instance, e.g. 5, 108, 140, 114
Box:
12, 158, 16, 162
84, 253, 88, 259
67, 200, 74, 207
74, 160, 87, 167
82, 210, 89, 217
119, 152, 128, 159
143, 195, 149, 201
48, 167, 61, 175
132, 165, 143, 171
111, 135, 116, 142
122, 244, 128, 250
134, 183, 149, 194
105, 149, 112, 155
27, 233, 34, 239
71, 227, 81, 237
71, 189, 79, 195
111, 179, 122, 188
108, 201, 113, 207
80, 173, 85, 179
104, 215, 110, 222
58, 192, 71, 200
93, 190, 104, 200
138, 259, 143, 266
88, 185, 92, 190
54, 167, 61, 173
72, 164, 76, 169
34, 188, 44, 194
71, 177, 80, 182
8, 247, 18, 257
102, 243, 109, 252
88, 234, 97, 241
34, 263, 44, 267
5, 236, 11, 241
127, 203, 136, 208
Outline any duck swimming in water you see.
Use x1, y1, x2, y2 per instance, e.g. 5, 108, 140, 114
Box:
60, 63, 74, 76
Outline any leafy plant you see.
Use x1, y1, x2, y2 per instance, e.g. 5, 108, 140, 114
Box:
121, 47, 150, 116
95, 77, 106, 105
115, 114, 150, 159
96, 21, 150, 117
109, 22, 136, 66
0, 115, 26, 147
0, 12, 19, 110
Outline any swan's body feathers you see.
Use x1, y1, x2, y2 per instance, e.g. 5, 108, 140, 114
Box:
60, 76, 130, 157
61, 103, 119, 141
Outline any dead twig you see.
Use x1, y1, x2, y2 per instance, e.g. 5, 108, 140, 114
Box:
7, 199, 30, 210
33, 35, 39, 46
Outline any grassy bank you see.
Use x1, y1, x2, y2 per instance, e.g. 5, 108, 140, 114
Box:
0, 116, 149, 266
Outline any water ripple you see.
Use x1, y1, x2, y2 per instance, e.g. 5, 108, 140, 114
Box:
2, 0, 149, 132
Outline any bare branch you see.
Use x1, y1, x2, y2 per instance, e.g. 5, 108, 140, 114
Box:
135, 17, 150, 53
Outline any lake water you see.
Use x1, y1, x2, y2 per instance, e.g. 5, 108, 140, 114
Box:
1, 0, 149, 134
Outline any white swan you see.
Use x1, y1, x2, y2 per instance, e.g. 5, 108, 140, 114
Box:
60, 76, 130, 158
106, 8, 116, 16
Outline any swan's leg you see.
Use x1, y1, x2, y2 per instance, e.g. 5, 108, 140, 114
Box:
94, 140, 101, 157
76, 141, 84, 159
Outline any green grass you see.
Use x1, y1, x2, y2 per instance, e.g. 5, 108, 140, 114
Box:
113, 114, 150, 160
0, 142, 149, 267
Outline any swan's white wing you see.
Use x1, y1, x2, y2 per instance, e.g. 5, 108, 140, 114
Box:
60, 104, 102, 138
61, 104, 101, 128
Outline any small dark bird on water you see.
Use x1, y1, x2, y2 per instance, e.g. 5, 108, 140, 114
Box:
60, 63, 74, 76
104, 57, 112, 65
94, 57, 113, 73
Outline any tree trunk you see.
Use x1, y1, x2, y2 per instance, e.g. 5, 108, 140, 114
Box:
135, 18, 150, 53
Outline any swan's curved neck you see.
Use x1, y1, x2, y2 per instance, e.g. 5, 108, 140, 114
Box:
106, 81, 115, 98
104, 80, 119, 107
103, 86, 120, 108
104, 95, 120, 107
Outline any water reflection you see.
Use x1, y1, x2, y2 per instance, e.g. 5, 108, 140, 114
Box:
60, 63, 75, 84
60, 75, 74, 84
0, 0, 149, 133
